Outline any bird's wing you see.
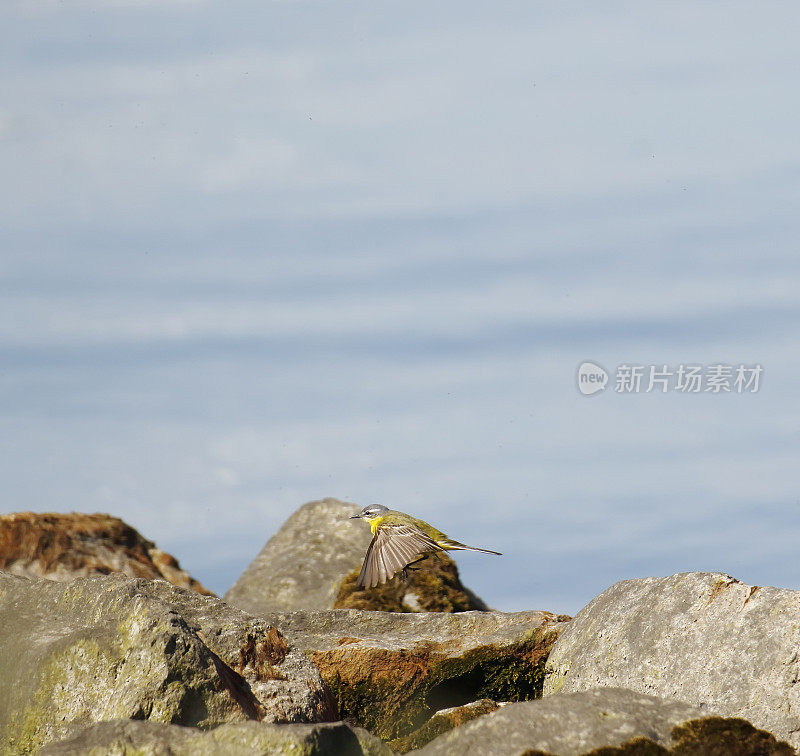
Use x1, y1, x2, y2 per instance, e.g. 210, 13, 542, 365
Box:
356, 524, 443, 588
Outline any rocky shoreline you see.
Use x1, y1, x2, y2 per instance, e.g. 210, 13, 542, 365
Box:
0, 500, 796, 754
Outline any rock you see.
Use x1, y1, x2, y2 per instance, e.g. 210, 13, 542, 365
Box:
225, 498, 488, 614
261, 607, 569, 741
388, 699, 500, 753
0, 572, 335, 754
224, 498, 371, 614
39, 719, 392, 756
0, 512, 213, 595
334, 552, 489, 612
415, 687, 795, 755
543, 572, 800, 750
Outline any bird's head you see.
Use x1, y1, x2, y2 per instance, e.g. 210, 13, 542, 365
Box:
350, 504, 389, 521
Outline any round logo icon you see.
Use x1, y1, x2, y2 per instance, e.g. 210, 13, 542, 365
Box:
577, 361, 608, 395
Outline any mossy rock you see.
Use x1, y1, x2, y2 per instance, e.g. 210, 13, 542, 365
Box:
524, 717, 795, 754
38, 719, 393, 756
416, 689, 796, 756
670, 717, 795, 755
264, 608, 569, 742
389, 699, 500, 752
0, 573, 334, 754
543, 572, 800, 750
334, 553, 488, 612
318, 626, 559, 739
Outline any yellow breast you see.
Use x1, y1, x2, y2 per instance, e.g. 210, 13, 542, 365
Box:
369, 515, 384, 534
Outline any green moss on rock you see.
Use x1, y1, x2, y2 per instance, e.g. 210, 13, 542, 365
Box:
3, 638, 122, 754
390, 699, 500, 753
521, 717, 795, 756
313, 627, 560, 740
0, 573, 332, 753
334, 554, 488, 612
670, 717, 795, 755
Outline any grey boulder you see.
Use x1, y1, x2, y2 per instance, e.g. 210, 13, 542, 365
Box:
0, 572, 335, 754
39, 720, 392, 756
543, 572, 800, 750
224, 498, 371, 613
416, 687, 794, 755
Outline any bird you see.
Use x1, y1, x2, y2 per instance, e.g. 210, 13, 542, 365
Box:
349, 504, 501, 588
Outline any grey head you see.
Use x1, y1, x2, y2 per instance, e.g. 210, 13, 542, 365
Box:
350, 503, 389, 520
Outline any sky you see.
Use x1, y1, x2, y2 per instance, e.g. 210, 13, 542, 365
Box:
2, 1, 799, 614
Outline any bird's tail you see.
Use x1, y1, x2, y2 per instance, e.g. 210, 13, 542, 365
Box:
438, 539, 502, 555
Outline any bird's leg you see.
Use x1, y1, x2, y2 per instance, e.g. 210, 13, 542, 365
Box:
400, 554, 433, 581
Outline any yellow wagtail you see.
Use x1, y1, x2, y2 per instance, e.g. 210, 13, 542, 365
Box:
349, 504, 501, 588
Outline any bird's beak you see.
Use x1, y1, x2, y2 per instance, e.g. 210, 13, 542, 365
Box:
349, 513, 361, 519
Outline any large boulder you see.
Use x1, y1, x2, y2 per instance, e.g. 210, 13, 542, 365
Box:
224, 498, 488, 614
0, 512, 213, 595
416, 687, 794, 755
224, 498, 370, 614
0, 572, 335, 754
39, 719, 392, 756
260, 607, 570, 741
543, 572, 800, 750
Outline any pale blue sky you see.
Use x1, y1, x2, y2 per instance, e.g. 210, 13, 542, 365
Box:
2, 1, 799, 613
